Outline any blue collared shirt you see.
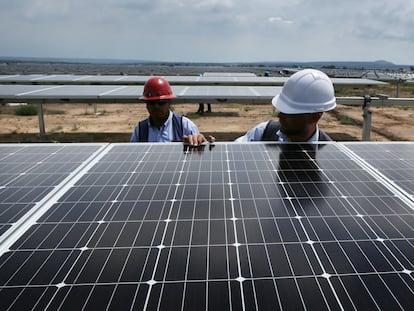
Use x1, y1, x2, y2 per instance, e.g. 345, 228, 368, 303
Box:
131, 111, 199, 142
235, 121, 320, 142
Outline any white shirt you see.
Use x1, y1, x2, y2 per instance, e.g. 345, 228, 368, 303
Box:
130, 111, 199, 142
235, 121, 320, 143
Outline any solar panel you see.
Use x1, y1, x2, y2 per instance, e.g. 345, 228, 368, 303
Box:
0, 143, 107, 241
0, 142, 412, 310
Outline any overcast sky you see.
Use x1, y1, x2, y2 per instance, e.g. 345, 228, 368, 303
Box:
1, 0, 413, 64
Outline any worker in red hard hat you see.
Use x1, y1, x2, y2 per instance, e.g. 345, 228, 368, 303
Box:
235, 69, 336, 142
131, 77, 214, 145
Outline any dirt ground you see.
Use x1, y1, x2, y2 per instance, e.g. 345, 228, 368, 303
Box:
1, 102, 413, 142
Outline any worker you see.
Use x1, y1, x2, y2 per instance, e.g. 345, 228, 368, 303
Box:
131, 77, 214, 145
197, 102, 212, 114
235, 69, 336, 142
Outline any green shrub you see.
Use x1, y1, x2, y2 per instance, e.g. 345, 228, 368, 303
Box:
15, 104, 38, 116
339, 117, 355, 125
46, 109, 65, 115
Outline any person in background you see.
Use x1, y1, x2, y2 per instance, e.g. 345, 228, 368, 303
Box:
131, 77, 214, 145
197, 102, 212, 114
235, 69, 336, 142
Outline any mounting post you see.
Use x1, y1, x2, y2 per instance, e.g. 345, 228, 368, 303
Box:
37, 102, 46, 137
362, 95, 372, 141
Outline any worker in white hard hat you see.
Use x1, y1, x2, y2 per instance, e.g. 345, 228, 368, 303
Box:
235, 69, 336, 142
131, 77, 215, 145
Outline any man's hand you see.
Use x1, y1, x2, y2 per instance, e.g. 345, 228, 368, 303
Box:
183, 134, 215, 146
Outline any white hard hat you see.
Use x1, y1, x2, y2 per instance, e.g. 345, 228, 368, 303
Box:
272, 69, 336, 114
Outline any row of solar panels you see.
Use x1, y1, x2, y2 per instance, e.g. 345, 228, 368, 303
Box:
2, 84, 413, 106
0, 84, 279, 104
0, 142, 413, 310
0, 74, 388, 86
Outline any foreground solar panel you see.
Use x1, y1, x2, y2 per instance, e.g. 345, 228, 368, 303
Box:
0, 143, 413, 310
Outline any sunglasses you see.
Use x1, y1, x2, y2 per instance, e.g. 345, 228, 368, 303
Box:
146, 100, 169, 106
278, 112, 321, 118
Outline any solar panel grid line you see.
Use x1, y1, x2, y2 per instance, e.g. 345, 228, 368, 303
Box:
33, 75, 57, 81
98, 85, 129, 96
177, 86, 189, 96
248, 87, 260, 97
0, 144, 110, 256
16, 85, 65, 96
114, 76, 127, 82
72, 75, 92, 81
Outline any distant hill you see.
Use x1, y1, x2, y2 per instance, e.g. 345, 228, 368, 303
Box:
252, 60, 411, 70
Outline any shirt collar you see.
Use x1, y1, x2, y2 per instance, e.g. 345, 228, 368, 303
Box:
276, 126, 320, 142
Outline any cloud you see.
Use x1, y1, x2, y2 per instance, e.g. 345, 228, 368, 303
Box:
0, 0, 413, 64
268, 16, 294, 26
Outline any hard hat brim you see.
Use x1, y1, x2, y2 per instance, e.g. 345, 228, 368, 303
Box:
139, 94, 177, 101
272, 94, 302, 114
272, 93, 336, 114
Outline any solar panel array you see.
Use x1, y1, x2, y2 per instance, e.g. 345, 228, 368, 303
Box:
0, 74, 387, 86
0, 142, 413, 310
0, 84, 282, 104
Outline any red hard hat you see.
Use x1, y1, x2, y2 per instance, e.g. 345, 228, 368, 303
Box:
140, 77, 176, 101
